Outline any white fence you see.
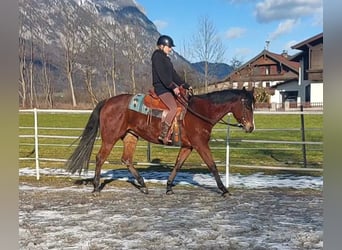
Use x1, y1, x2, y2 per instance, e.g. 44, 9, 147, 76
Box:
19, 108, 323, 186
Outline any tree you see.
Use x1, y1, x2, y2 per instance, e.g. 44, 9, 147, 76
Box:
18, 1, 37, 108
255, 87, 271, 103
80, 16, 105, 106
230, 56, 243, 70
192, 16, 225, 92
122, 25, 144, 94
178, 39, 193, 83
58, 0, 87, 107
101, 22, 119, 97
40, 42, 54, 108
18, 36, 27, 108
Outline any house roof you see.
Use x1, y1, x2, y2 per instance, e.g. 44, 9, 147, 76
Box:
270, 78, 298, 88
223, 49, 299, 81
291, 32, 323, 51
265, 50, 300, 72
288, 51, 303, 62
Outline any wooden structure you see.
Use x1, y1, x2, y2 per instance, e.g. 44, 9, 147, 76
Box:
270, 33, 323, 106
225, 50, 299, 89
205, 33, 323, 109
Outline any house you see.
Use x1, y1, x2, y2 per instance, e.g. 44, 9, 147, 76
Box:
280, 33, 323, 104
266, 33, 323, 107
205, 33, 323, 109
205, 46, 300, 105
224, 49, 299, 90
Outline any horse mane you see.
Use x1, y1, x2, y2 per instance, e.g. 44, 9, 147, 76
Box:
192, 89, 247, 104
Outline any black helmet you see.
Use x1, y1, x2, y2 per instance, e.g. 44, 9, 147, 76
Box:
157, 35, 175, 47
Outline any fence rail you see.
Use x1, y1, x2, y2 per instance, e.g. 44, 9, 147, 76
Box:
19, 108, 323, 186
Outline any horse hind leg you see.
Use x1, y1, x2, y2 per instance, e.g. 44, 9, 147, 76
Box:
121, 133, 148, 194
93, 140, 116, 195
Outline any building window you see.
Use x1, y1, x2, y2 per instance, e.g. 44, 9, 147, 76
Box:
253, 67, 259, 75
265, 65, 270, 75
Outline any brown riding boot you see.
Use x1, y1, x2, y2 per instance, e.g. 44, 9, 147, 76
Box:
158, 122, 172, 145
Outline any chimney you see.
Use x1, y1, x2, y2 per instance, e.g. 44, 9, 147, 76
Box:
265, 40, 270, 51
281, 50, 288, 58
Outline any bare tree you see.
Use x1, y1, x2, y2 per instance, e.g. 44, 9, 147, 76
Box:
230, 56, 243, 70
178, 39, 193, 83
58, 0, 87, 107
108, 39, 118, 97
192, 16, 225, 92
122, 25, 141, 94
40, 42, 54, 108
28, 31, 35, 108
19, 36, 27, 108
82, 30, 99, 106
101, 22, 119, 97
19, 1, 37, 108
19, 1, 26, 108
82, 16, 103, 106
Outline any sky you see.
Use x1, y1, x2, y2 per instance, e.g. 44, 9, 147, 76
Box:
135, 0, 323, 64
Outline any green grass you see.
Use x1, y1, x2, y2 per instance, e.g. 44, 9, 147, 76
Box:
19, 112, 323, 173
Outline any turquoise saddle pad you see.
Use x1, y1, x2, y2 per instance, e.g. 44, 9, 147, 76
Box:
128, 94, 162, 117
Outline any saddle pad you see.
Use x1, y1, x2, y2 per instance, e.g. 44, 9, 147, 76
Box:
128, 94, 150, 115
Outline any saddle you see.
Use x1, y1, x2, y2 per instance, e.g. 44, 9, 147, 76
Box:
143, 89, 188, 118
143, 89, 184, 111
143, 88, 189, 146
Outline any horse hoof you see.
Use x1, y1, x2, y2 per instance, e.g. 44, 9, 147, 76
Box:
140, 187, 149, 194
166, 190, 174, 195
222, 191, 231, 197
92, 190, 101, 197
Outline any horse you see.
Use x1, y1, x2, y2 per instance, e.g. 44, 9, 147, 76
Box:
66, 87, 255, 197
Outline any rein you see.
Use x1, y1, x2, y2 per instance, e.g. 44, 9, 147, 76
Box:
217, 118, 243, 127
176, 92, 243, 128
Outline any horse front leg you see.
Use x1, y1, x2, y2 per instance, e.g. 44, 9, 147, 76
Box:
166, 147, 192, 195
196, 146, 230, 197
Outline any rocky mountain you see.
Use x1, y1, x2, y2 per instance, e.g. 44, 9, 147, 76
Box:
19, 0, 203, 107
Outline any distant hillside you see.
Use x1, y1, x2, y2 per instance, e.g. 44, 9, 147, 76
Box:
19, 0, 202, 107
191, 62, 234, 81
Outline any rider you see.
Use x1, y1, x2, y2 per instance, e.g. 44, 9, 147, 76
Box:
151, 35, 191, 144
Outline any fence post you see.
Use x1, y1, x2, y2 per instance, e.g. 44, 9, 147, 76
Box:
147, 142, 151, 162
225, 114, 231, 187
34, 108, 40, 180
300, 105, 307, 168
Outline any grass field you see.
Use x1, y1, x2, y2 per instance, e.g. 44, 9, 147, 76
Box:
19, 111, 323, 174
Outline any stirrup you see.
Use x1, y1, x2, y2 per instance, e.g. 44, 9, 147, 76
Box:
158, 135, 172, 145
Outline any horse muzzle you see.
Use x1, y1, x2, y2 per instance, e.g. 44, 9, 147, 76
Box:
243, 122, 254, 133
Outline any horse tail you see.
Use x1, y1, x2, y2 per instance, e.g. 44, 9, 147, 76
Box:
65, 99, 107, 175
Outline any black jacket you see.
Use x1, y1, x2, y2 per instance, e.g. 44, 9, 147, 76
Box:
151, 49, 186, 95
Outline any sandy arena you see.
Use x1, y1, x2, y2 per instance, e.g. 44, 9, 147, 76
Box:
19, 177, 323, 250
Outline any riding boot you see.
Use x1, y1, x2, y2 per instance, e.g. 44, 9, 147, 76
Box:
158, 122, 172, 145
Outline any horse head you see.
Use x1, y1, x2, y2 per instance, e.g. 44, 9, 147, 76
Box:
231, 87, 255, 133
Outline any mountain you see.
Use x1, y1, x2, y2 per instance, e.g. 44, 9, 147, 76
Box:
191, 62, 234, 81
19, 0, 202, 107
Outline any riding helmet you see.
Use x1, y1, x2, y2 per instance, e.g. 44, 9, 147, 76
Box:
157, 35, 175, 47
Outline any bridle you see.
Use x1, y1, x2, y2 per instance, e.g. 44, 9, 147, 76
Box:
216, 97, 251, 127
176, 91, 250, 128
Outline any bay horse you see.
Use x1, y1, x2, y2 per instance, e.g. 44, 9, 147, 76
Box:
66, 87, 255, 197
